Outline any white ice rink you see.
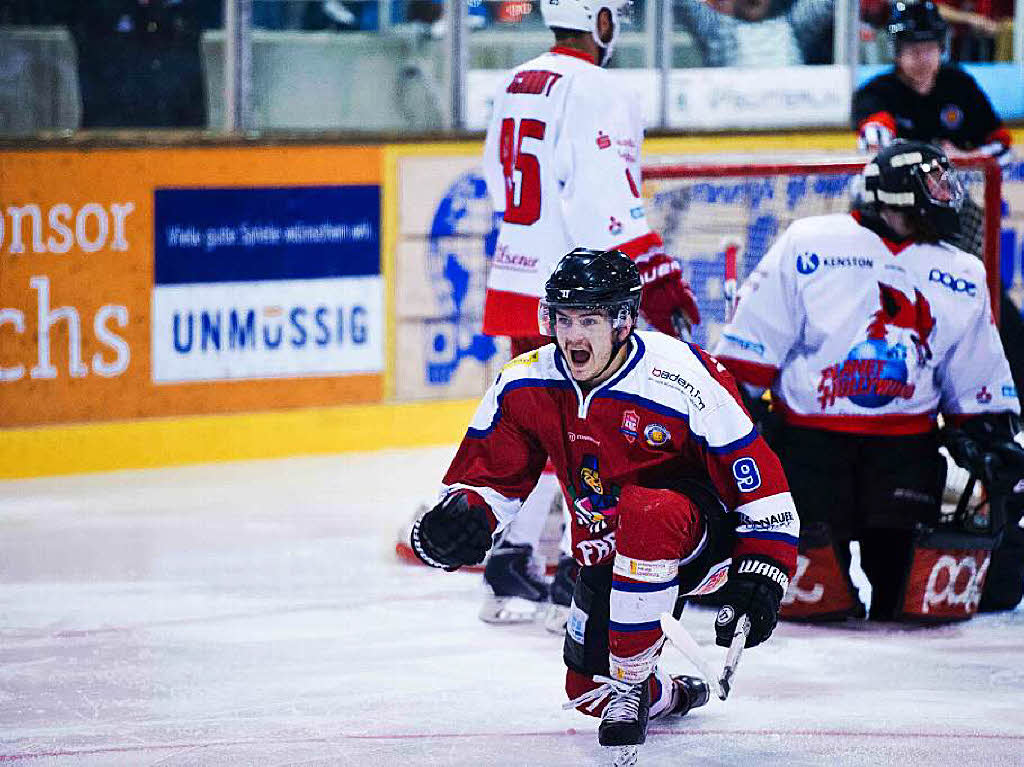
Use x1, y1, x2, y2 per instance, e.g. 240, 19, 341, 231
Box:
2, 445, 1023, 766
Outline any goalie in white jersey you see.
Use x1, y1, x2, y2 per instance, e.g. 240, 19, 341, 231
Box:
473, 0, 701, 627
713, 142, 1024, 622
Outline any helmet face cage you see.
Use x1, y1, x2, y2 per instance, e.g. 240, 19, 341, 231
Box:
861, 143, 964, 240
913, 159, 964, 211
538, 299, 638, 337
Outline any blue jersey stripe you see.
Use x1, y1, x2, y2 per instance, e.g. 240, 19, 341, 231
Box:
612, 576, 680, 593
737, 530, 800, 546
609, 619, 662, 632
706, 427, 759, 454
466, 378, 573, 438
597, 389, 691, 423
604, 334, 646, 389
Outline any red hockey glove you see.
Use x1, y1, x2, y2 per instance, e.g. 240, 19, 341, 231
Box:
634, 252, 700, 339
410, 491, 496, 571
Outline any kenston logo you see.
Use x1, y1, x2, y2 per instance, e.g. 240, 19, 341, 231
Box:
796, 252, 819, 274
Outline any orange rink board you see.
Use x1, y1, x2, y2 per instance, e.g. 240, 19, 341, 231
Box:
0, 146, 384, 428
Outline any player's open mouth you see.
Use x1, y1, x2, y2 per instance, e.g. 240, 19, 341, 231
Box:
569, 349, 591, 366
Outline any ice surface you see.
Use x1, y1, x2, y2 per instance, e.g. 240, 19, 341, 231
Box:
1, 446, 1022, 766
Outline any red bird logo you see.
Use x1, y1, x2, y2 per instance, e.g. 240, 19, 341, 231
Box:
866, 282, 935, 365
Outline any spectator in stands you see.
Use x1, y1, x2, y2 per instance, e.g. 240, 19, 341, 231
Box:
0, 0, 74, 24
252, 1, 309, 29
68, 0, 206, 128
936, 0, 1014, 61
674, 0, 835, 67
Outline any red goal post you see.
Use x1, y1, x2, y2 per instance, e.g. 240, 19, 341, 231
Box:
640, 156, 1003, 352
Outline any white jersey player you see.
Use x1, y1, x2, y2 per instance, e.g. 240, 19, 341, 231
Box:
713, 141, 1024, 622
473, 0, 701, 628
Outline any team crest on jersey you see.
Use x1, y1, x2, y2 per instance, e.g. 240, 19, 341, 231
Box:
817, 282, 934, 410
568, 454, 621, 533
620, 409, 639, 442
608, 216, 623, 236
976, 386, 992, 404
643, 423, 671, 448
940, 104, 964, 130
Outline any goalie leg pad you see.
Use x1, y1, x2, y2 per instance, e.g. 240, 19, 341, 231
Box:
780, 522, 864, 621
979, 503, 1024, 612
896, 524, 996, 622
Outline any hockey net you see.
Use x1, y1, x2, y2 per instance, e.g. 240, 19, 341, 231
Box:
641, 156, 1003, 352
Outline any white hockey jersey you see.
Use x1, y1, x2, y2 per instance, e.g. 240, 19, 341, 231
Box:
713, 212, 1019, 434
481, 47, 661, 337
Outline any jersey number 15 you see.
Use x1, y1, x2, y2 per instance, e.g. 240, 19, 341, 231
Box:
499, 117, 546, 225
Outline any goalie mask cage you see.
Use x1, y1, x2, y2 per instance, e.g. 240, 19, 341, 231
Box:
641, 156, 1003, 352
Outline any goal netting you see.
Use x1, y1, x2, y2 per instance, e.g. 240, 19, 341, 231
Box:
641, 156, 1003, 352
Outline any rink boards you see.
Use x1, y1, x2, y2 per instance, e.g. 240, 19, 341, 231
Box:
2, 130, 1023, 477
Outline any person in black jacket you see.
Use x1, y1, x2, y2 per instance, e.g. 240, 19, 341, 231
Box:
852, 1, 1011, 165
69, 0, 206, 128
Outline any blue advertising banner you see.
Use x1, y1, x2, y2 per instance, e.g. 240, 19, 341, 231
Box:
154, 186, 380, 285
152, 184, 383, 383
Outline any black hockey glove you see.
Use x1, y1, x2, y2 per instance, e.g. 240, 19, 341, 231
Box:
715, 557, 789, 649
410, 491, 495, 572
943, 414, 1024, 495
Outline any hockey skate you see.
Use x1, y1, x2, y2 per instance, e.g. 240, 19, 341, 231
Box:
543, 554, 578, 633
479, 541, 550, 623
599, 679, 650, 767
661, 674, 710, 717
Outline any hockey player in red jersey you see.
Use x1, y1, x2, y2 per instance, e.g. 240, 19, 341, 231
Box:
411, 248, 797, 754
474, 0, 701, 626
713, 142, 1024, 621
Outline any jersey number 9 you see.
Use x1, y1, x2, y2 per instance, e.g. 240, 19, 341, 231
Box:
499, 118, 546, 225
732, 457, 762, 493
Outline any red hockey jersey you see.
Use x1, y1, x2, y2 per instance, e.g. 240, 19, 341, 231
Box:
441, 331, 799, 580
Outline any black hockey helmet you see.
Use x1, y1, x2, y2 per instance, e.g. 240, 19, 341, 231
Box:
861, 140, 964, 240
888, 1, 946, 46
539, 247, 641, 336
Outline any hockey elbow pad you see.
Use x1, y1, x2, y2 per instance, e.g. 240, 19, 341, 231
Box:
410, 491, 496, 571
635, 251, 701, 338
715, 557, 788, 649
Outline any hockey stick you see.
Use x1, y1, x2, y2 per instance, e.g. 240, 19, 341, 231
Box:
659, 613, 723, 700
719, 614, 751, 700
659, 612, 750, 701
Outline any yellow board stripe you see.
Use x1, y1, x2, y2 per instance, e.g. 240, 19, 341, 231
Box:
0, 399, 477, 480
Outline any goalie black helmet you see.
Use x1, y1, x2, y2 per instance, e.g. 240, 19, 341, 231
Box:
887, 0, 947, 46
861, 141, 965, 241
540, 247, 641, 335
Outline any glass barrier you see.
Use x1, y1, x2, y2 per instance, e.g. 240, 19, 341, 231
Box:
0, 0, 1019, 136
0, 1, 219, 133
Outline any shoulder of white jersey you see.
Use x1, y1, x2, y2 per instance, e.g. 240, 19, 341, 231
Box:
788, 212, 862, 240
933, 240, 989, 281
629, 332, 739, 412
627, 332, 756, 452
495, 342, 562, 387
